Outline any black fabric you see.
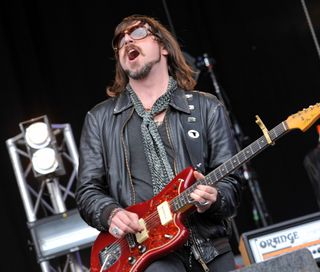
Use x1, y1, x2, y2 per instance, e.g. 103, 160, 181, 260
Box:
144, 249, 235, 272
304, 145, 320, 209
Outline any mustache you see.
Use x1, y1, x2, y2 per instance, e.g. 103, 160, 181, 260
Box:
125, 44, 144, 57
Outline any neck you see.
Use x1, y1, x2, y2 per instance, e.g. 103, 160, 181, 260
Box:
129, 68, 170, 109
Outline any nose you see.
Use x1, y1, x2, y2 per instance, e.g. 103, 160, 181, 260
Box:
122, 33, 133, 47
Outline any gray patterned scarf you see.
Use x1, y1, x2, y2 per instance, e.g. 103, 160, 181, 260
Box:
127, 77, 177, 195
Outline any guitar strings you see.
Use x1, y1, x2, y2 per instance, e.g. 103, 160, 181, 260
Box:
103, 201, 172, 256
100, 186, 202, 261
130, 186, 197, 227
104, 152, 250, 259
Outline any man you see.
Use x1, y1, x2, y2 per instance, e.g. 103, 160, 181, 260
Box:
76, 14, 242, 272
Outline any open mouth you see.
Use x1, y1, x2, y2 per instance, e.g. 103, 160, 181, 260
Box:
127, 48, 140, 61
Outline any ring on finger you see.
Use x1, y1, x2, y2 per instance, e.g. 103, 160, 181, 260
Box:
112, 226, 121, 236
198, 200, 209, 206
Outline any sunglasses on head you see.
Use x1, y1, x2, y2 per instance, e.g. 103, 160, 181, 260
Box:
112, 25, 158, 52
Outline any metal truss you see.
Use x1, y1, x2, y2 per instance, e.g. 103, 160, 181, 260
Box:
6, 123, 98, 272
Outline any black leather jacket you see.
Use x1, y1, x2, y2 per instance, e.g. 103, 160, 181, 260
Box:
76, 88, 242, 264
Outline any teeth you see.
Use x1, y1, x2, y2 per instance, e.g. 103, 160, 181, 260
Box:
127, 47, 139, 60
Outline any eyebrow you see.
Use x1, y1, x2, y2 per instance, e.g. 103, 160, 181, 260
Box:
123, 22, 146, 33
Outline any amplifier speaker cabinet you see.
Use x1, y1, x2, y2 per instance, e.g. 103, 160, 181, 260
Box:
232, 248, 319, 272
239, 212, 320, 266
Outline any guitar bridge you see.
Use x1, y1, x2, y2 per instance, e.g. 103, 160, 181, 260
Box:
99, 243, 121, 270
126, 233, 136, 248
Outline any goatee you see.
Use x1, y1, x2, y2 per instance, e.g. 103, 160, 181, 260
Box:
125, 57, 161, 80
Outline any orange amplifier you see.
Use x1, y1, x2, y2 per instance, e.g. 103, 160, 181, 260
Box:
239, 212, 320, 266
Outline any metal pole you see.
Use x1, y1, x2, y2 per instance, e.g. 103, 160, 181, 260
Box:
6, 137, 36, 222
300, 0, 320, 63
46, 178, 67, 213
63, 124, 79, 171
6, 137, 53, 271
40, 261, 51, 272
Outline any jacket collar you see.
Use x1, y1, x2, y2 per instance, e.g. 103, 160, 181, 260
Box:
113, 87, 191, 114
113, 89, 133, 114
169, 88, 191, 114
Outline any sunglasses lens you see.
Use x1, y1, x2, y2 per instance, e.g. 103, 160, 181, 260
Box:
117, 36, 125, 50
114, 26, 150, 50
130, 27, 148, 40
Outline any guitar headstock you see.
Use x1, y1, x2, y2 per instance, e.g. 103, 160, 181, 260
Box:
286, 103, 320, 132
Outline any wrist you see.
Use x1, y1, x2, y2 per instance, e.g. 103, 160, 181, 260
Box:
107, 207, 123, 226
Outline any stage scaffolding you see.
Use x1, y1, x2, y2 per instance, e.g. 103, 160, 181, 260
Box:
6, 121, 99, 272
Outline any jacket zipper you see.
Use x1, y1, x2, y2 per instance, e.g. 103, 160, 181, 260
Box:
164, 113, 178, 175
186, 218, 209, 272
120, 107, 136, 205
191, 244, 210, 272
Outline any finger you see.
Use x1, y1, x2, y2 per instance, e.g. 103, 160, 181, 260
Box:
195, 186, 218, 202
196, 184, 215, 194
125, 212, 144, 232
193, 170, 205, 180
193, 198, 210, 213
192, 189, 212, 202
190, 192, 206, 203
109, 224, 124, 238
116, 215, 140, 233
114, 211, 143, 233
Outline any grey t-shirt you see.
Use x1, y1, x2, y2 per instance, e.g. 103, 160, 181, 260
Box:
127, 111, 175, 203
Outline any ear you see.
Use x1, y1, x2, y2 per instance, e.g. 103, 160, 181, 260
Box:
161, 46, 169, 56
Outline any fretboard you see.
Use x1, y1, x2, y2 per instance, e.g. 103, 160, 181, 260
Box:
172, 121, 289, 212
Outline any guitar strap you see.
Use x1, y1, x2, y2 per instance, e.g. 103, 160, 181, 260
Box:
181, 91, 205, 174
181, 91, 210, 272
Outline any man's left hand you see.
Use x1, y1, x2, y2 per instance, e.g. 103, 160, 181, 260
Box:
190, 171, 218, 213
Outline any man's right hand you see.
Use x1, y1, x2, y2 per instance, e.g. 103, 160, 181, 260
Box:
108, 209, 144, 238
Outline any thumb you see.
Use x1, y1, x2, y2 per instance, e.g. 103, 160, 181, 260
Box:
193, 170, 205, 180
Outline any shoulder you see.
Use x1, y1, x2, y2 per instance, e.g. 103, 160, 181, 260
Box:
88, 89, 129, 117
89, 97, 117, 115
81, 98, 115, 127
188, 90, 223, 110
84, 90, 132, 125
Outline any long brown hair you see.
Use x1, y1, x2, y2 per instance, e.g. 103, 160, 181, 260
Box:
107, 14, 196, 97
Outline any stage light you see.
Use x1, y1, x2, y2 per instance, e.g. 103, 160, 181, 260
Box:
25, 122, 51, 149
32, 148, 59, 175
19, 115, 65, 179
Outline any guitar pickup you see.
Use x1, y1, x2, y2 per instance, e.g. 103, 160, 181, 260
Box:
135, 218, 149, 244
157, 201, 173, 226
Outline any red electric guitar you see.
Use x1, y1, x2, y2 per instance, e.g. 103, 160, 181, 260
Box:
91, 103, 320, 272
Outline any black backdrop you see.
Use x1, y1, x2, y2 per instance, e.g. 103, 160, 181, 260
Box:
1, 0, 320, 271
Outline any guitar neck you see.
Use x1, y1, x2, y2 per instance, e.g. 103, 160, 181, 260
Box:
205, 121, 288, 185
172, 120, 289, 212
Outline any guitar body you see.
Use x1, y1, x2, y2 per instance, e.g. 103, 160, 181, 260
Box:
90, 167, 196, 272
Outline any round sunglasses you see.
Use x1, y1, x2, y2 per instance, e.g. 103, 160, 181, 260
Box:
112, 25, 157, 52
